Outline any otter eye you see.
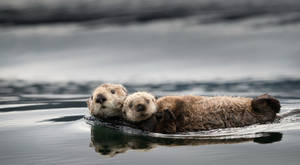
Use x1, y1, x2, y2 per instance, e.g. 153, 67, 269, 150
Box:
129, 102, 133, 108
111, 89, 115, 94
145, 99, 150, 104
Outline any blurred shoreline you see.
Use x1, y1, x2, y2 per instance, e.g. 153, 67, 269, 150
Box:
1, 0, 300, 27
1, 78, 300, 99
0, 0, 299, 85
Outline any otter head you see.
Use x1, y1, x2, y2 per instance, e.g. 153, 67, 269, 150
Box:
87, 84, 127, 118
122, 92, 157, 123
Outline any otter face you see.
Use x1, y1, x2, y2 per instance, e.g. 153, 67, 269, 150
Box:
87, 84, 127, 118
122, 92, 157, 123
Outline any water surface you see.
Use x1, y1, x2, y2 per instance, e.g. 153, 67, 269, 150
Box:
1, 80, 300, 165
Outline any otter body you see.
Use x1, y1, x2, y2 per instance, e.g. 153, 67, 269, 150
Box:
152, 95, 280, 133
122, 92, 280, 134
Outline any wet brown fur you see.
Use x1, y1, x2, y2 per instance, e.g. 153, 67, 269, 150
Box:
141, 94, 280, 133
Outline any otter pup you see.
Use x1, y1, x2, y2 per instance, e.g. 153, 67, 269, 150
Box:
87, 84, 127, 118
122, 92, 157, 122
122, 92, 280, 133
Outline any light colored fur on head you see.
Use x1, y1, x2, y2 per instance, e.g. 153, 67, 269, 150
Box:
122, 92, 157, 122
87, 83, 127, 118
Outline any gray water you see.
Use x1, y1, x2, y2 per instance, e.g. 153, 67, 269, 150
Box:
1, 80, 300, 165
1, 0, 300, 165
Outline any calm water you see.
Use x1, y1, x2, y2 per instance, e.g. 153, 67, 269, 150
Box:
1, 80, 300, 165
1, 0, 300, 164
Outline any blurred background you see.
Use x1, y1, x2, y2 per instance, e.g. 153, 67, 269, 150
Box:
0, 0, 299, 85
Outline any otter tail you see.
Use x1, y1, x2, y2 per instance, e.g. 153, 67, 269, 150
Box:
251, 94, 281, 115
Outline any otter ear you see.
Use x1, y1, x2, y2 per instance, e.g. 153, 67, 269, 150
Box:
252, 94, 281, 114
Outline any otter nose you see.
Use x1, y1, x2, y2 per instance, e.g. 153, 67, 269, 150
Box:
95, 94, 107, 104
136, 104, 146, 112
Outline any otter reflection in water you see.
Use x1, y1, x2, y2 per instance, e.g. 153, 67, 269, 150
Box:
89, 125, 282, 157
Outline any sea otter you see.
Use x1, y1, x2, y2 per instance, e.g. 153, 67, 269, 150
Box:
87, 83, 127, 118
122, 92, 280, 133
